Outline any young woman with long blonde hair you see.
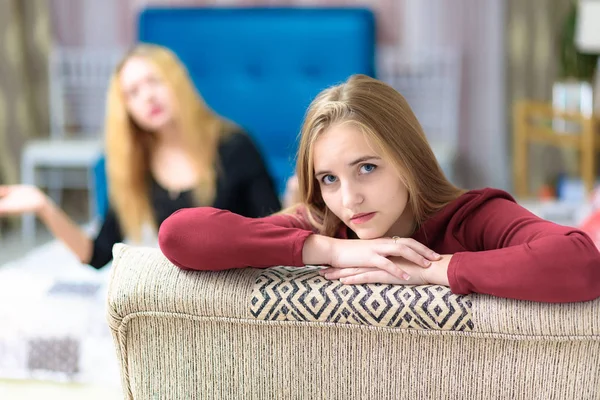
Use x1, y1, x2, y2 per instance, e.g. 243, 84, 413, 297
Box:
0, 44, 281, 269
158, 74, 600, 303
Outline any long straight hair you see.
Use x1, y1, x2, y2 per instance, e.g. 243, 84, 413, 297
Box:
295, 74, 465, 237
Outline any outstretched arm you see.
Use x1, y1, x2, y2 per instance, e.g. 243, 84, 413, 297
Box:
0, 185, 93, 264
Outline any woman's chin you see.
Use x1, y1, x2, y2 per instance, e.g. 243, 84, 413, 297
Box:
352, 227, 386, 240
137, 115, 173, 133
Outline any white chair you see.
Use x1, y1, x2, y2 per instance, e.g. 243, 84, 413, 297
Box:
379, 48, 462, 183
21, 47, 124, 243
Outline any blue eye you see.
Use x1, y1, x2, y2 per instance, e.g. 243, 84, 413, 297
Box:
321, 175, 337, 185
360, 163, 377, 174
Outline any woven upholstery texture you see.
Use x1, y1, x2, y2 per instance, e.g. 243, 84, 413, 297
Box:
107, 245, 600, 400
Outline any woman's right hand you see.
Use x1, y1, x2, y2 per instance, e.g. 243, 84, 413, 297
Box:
0, 185, 48, 215
329, 237, 441, 280
303, 234, 441, 281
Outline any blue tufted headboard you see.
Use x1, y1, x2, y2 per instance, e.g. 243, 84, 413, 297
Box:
94, 7, 375, 218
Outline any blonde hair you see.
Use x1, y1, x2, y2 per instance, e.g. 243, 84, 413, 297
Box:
295, 74, 465, 237
105, 44, 235, 241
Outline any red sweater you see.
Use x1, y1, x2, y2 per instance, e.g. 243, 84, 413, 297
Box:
158, 188, 600, 303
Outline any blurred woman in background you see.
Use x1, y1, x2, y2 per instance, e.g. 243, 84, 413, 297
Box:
0, 44, 281, 269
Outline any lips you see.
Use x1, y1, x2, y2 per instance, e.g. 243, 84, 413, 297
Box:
149, 106, 163, 117
350, 212, 376, 225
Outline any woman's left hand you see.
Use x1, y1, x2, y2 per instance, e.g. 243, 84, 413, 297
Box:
319, 255, 452, 286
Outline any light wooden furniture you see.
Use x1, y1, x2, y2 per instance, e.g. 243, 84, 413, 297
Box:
513, 100, 600, 198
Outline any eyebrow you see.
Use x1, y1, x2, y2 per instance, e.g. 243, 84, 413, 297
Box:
315, 155, 381, 177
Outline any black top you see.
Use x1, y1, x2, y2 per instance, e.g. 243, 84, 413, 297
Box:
88, 131, 281, 269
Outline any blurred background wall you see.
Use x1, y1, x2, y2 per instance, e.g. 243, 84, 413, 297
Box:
49, 0, 509, 191
0, 0, 586, 216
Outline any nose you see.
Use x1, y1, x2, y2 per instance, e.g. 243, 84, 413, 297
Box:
341, 180, 364, 210
139, 84, 155, 104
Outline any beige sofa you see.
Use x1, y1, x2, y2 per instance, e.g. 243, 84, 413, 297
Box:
107, 244, 600, 400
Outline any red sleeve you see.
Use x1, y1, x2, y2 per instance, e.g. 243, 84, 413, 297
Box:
158, 207, 314, 271
449, 197, 600, 302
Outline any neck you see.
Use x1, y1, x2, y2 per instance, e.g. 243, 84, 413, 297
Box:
154, 121, 183, 147
386, 207, 417, 238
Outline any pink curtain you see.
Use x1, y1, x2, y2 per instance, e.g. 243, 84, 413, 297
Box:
50, 0, 401, 47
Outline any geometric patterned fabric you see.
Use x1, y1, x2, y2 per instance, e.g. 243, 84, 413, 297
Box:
251, 266, 474, 331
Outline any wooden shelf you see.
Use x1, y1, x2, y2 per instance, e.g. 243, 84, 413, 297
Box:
526, 128, 581, 148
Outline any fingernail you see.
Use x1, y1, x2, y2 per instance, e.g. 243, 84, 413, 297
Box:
402, 273, 410, 281
423, 260, 431, 267
432, 252, 441, 259
340, 278, 347, 284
